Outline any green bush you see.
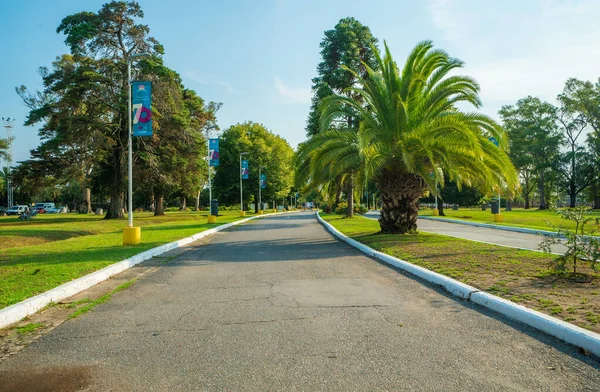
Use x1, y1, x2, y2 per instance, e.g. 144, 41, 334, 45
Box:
335, 202, 368, 215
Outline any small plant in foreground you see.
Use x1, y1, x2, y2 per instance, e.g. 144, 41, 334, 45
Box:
539, 206, 600, 275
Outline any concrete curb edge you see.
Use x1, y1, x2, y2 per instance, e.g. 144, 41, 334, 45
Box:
316, 212, 600, 358
418, 215, 562, 237
0, 211, 291, 329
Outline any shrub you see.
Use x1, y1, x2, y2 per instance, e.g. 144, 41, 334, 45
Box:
539, 205, 600, 275
334, 202, 368, 215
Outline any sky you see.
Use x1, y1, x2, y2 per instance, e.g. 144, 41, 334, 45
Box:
1, 0, 599, 163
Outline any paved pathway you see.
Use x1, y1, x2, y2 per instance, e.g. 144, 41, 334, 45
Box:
365, 211, 567, 254
0, 213, 597, 391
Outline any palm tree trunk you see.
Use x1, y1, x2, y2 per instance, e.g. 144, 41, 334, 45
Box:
347, 175, 354, 218
375, 170, 424, 234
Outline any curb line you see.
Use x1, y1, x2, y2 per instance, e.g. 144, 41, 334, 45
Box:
0, 211, 291, 329
417, 215, 563, 237
317, 212, 600, 358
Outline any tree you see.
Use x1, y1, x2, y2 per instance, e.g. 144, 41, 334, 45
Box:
499, 97, 560, 209
305, 17, 379, 217
301, 41, 518, 233
212, 122, 294, 212
557, 78, 600, 208
55, 1, 163, 218
555, 89, 595, 207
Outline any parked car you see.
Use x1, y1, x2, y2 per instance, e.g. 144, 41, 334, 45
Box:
6, 205, 29, 216
34, 202, 55, 213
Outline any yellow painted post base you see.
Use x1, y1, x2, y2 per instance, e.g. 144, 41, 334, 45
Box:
123, 227, 141, 245
208, 215, 217, 223
239, 211, 246, 217
433, 208, 439, 216
494, 214, 504, 222
258, 210, 264, 215
273, 209, 277, 213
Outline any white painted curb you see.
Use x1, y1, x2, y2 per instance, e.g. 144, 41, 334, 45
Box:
316, 212, 600, 358
0, 211, 291, 329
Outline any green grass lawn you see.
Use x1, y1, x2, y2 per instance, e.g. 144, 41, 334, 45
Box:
322, 214, 600, 333
418, 207, 600, 233
0, 210, 265, 310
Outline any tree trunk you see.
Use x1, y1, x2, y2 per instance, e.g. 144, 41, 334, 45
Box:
335, 184, 342, 206
104, 131, 126, 219
179, 196, 187, 211
80, 187, 92, 214
593, 181, 600, 210
505, 199, 512, 211
196, 190, 201, 211
154, 189, 165, 216
254, 193, 259, 213
149, 193, 155, 212
375, 169, 425, 234
436, 197, 445, 216
524, 193, 530, 209
347, 175, 354, 218
538, 171, 549, 210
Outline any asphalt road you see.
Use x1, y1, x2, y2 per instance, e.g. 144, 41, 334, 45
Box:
0, 212, 598, 391
365, 211, 567, 254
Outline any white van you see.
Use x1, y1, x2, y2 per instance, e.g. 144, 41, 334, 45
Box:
34, 202, 55, 212
6, 205, 29, 215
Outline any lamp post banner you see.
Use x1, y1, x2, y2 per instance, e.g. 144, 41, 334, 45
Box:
209, 138, 220, 166
260, 173, 267, 189
241, 159, 249, 179
132, 81, 152, 137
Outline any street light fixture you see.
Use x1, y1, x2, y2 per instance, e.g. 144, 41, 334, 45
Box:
124, 52, 150, 245
258, 166, 266, 214
239, 152, 248, 216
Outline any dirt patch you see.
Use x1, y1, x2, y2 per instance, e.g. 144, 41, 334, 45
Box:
0, 365, 94, 392
356, 231, 600, 333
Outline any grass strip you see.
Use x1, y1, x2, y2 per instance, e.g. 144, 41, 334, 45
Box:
418, 207, 600, 233
322, 213, 600, 333
15, 322, 46, 335
69, 279, 137, 320
0, 211, 266, 309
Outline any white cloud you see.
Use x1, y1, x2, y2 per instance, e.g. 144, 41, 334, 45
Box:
274, 77, 311, 104
185, 71, 234, 93
426, 0, 600, 111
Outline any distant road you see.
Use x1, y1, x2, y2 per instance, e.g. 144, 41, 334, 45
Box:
365, 210, 567, 254
0, 212, 596, 391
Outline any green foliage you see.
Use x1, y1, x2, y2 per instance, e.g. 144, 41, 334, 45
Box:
334, 202, 367, 215
213, 122, 294, 210
16, 1, 212, 218
539, 206, 600, 274
306, 17, 379, 137
300, 40, 518, 233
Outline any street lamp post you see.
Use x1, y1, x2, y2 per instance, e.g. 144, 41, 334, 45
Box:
124, 52, 150, 245
258, 166, 266, 214
2, 118, 14, 208
240, 152, 248, 216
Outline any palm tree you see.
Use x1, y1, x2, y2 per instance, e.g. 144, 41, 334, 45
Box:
304, 40, 518, 233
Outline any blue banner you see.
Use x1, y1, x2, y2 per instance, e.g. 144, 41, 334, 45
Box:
488, 136, 499, 147
241, 159, 249, 179
209, 138, 220, 166
132, 81, 152, 136
260, 173, 266, 189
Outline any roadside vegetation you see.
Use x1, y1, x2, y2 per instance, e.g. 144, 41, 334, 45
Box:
0, 211, 261, 309
418, 207, 600, 233
321, 214, 600, 333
